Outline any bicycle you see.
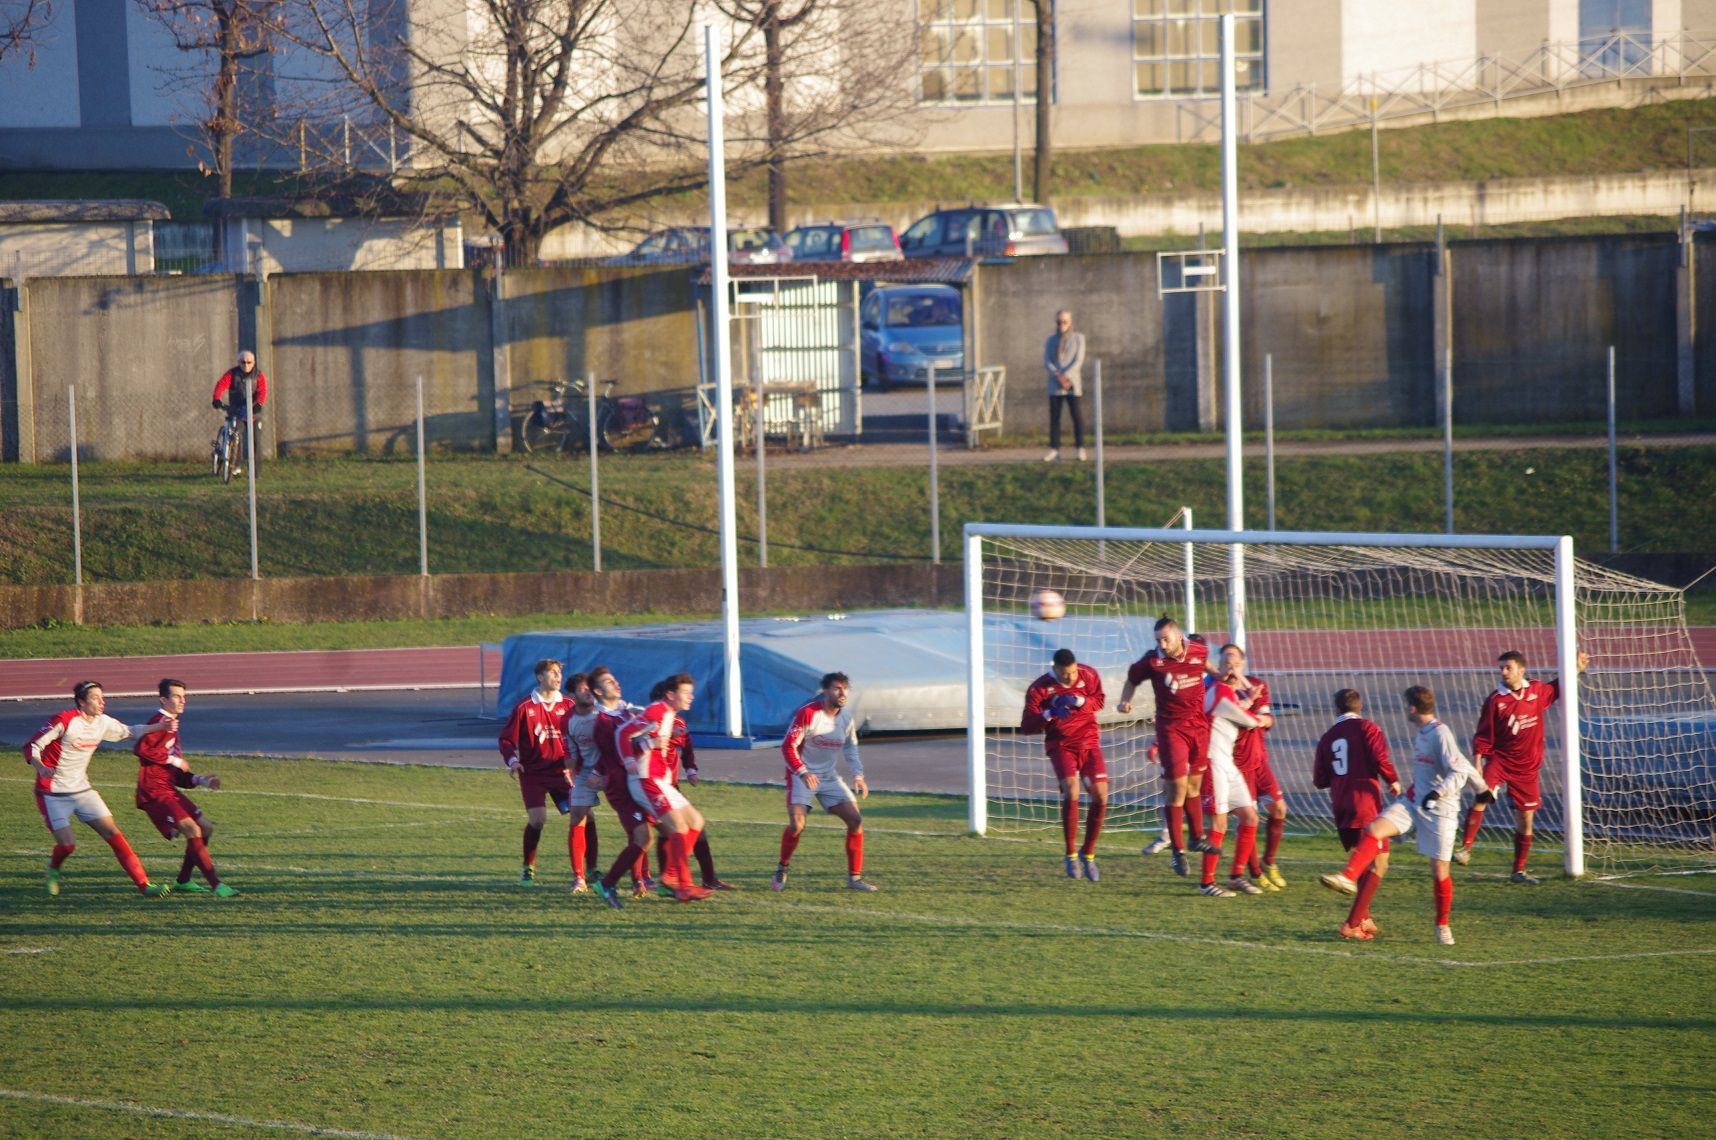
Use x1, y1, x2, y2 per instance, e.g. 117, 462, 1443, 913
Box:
519, 378, 693, 455
210, 406, 260, 483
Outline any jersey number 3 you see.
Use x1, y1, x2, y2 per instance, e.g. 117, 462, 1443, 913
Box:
1331, 738, 1349, 776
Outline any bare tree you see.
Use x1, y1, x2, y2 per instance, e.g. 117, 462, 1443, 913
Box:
0, 0, 53, 65
1031, 0, 1050, 204
135, 0, 287, 198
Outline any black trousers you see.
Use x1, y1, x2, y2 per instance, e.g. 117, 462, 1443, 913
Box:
1049, 393, 1084, 450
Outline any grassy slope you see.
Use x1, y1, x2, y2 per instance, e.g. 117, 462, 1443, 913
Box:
1, 446, 1713, 587
0, 759, 1709, 1135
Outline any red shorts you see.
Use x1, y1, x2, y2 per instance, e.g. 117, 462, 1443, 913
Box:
136, 788, 203, 840
604, 786, 655, 832
518, 767, 573, 813
1243, 760, 1283, 803
1339, 826, 1390, 853
1481, 758, 1542, 812
1156, 721, 1209, 780
1046, 740, 1107, 782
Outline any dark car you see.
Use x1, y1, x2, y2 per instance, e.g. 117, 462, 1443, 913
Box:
607, 226, 793, 266
859, 284, 964, 390
784, 220, 904, 263
898, 204, 1068, 259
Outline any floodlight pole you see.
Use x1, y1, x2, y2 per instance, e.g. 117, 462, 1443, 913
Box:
1220, 13, 1246, 647
706, 25, 744, 739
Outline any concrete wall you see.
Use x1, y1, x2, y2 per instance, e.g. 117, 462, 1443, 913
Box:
223, 217, 465, 276
501, 266, 701, 396
0, 222, 156, 278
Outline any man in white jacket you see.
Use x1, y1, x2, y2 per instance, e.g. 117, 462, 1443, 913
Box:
1042, 309, 1086, 462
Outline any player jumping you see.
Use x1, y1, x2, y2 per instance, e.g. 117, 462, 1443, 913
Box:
590, 666, 654, 908
1118, 617, 1216, 876
1456, 648, 1589, 884
1310, 689, 1399, 940
25, 680, 178, 897
1020, 649, 1107, 882
133, 678, 237, 897
1320, 685, 1490, 946
775, 671, 877, 892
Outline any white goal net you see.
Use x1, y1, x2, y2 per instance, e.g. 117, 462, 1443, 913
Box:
964, 523, 1716, 877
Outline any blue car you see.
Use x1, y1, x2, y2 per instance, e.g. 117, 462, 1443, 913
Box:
859, 284, 964, 390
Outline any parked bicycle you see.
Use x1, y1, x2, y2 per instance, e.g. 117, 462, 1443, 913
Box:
519, 378, 693, 455
210, 407, 260, 484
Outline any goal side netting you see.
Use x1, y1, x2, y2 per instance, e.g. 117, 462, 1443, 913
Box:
964, 524, 1716, 878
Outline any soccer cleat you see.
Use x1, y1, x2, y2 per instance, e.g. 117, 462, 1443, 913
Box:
569, 877, 589, 895
45, 867, 60, 897
1264, 864, 1288, 889
1190, 836, 1215, 855
212, 883, 239, 898
1064, 855, 1080, 879
175, 879, 213, 894
674, 883, 714, 902
142, 882, 173, 898
640, 874, 659, 894
1141, 836, 1171, 857
1197, 882, 1236, 897
518, 866, 537, 887
633, 881, 656, 901
1509, 870, 1541, 886
846, 877, 879, 892
1319, 871, 1358, 896
1170, 850, 1189, 877
1338, 921, 1375, 942
597, 883, 625, 910
702, 878, 737, 891
1360, 917, 1379, 936
1226, 876, 1264, 896
1252, 875, 1280, 893
1436, 924, 1456, 946
1452, 846, 1471, 866
1080, 855, 1100, 883
771, 867, 789, 892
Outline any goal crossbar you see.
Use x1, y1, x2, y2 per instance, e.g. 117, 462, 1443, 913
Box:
963, 524, 1588, 875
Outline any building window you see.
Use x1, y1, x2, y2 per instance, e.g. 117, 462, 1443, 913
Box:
919, 0, 1040, 105
1133, 0, 1264, 99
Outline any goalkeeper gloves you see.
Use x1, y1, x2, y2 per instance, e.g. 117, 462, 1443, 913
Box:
1420, 789, 1441, 810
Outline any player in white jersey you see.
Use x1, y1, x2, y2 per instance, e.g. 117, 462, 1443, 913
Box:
774, 672, 875, 892
562, 672, 603, 894
1320, 685, 1494, 945
25, 680, 178, 897
1194, 677, 1263, 898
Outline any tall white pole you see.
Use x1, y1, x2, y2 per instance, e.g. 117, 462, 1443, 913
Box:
588, 371, 601, 572
1607, 345, 1618, 553
415, 376, 428, 577
1182, 507, 1196, 632
1093, 359, 1105, 528
67, 387, 82, 587
965, 530, 987, 835
245, 393, 259, 581
1555, 535, 1584, 877
1444, 346, 1455, 534
1264, 352, 1276, 530
928, 363, 942, 564
756, 364, 767, 567
706, 25, 743, 738
1011, 1, 1023, 203
1220, 13, 1246, 646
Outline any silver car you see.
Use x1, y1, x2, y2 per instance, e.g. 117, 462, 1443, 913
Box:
898, 204, 1068, 259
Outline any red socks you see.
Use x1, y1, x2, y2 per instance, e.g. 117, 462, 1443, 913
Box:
1166, 803, 1185, 851
522, 823, 542, 867
1060, 797, 1079, 856
846, 831, 864, 877
104, 831, 149, 889
1433, 876, 1454, 925
1200, 828, 1227, 885
1184, 796, 1205, 844
570, 820, 587, 878
1229, 821, 1257, 879
778, 828, 802, 868
1265, 817, 1284, 864
1462, 807, 1485, 850
1513, 831, 1532, 873
1347, 867, 1382, 926
49, 843, 75, 870
1342, 833, 1383, 881
182, 836, 219, 886
1081, 801, 1106, 858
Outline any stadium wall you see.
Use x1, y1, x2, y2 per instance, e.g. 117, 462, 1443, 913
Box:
0, 563, 965, 630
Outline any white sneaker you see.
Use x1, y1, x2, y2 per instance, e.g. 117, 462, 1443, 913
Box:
1319, 871, 1358, 895
1197, 882, 1236, 897
1043, 449, 1060, 462
1076, 448, 1087, 461
1452, 847, 1471, 866
1436, 924, 1456, 946
1227, 876, 1264, 896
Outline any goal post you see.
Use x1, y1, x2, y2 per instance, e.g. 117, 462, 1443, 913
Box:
965, 522, 1716, 878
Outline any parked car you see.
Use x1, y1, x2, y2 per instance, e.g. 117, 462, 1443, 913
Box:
606, 226, 793, 266
898, 204, 1068, 259
859, 284, 964, 390
784, 220, 904, 263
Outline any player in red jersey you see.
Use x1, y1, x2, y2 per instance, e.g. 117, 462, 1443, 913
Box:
1118, 616, 1216, 875
132, 678, 237, 897
1311, 689, 1399, 940
1020, 648, 1108, 881
25, 680, 177, 897
562, 672, 606, 894
1456, 648, 1589, 883
655, 677, 733, 892
497, 658, 577, 887
617, 674, 712, 903
1219, 644, 1289, 891
590, 666, 654, 908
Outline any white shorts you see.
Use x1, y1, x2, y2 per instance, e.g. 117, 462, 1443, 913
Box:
1377, 799, 1460, 862
1202, 753, 1255, 816
37, 788, 114, 831
788, 771, 857, 810
628, 775, 690, 819
569, 773, 602, 810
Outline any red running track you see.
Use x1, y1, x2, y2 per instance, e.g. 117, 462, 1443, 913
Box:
0, 646, 503, 702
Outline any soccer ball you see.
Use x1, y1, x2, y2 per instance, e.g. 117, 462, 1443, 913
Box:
1030, 588, 1067, 621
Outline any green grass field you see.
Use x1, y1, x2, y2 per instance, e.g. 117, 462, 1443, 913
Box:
1, 756, 1711, 1136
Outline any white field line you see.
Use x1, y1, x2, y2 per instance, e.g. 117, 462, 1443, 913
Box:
2, 947, 53, 955
0, 1088, 407, 1139
1589, 879, 1716, 899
